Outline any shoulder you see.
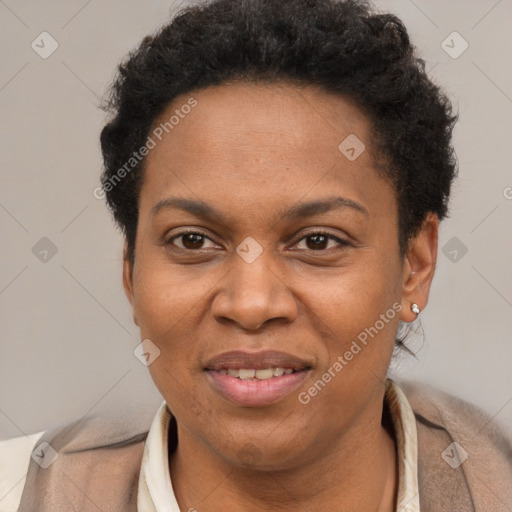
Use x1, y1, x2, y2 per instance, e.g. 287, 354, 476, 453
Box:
399, 379, 512, 451
398, 379, 512, 510
1, 401, 161, 512
0, 431, 46, 512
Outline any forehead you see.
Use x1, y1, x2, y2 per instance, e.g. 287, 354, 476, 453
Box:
139, 81, 394, 220
150, 80, 371, 156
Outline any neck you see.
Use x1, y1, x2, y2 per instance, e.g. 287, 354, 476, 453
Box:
170, 400, 398, 512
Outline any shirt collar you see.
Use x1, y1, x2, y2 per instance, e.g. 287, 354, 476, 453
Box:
386, 378, 421, 511
138, 378, 420, 512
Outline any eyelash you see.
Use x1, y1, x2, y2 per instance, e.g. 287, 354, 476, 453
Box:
165, 230, 350, 253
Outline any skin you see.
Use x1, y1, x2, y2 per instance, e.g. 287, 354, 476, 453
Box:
122, 81, 438, 512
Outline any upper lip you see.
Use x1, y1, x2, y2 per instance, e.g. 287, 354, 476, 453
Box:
204, 350, 313, 371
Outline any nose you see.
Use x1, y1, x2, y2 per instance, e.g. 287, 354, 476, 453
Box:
211, 251, 299, 331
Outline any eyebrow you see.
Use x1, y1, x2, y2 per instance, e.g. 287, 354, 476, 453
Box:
150, 195, 368, 224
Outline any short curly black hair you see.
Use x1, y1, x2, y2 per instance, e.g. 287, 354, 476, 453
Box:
99, 0, 457, 269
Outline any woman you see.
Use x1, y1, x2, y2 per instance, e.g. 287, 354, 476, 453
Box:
1, 0, 511, 511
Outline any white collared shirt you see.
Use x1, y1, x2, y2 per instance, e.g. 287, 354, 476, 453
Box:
0, 378, 420, 511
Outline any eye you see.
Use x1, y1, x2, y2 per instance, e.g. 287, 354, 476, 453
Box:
292, 231, 350, 252
166, 231, 218, 251
165, 230, 351, 253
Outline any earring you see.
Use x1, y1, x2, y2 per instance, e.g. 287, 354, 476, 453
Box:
411, 303, 420, 315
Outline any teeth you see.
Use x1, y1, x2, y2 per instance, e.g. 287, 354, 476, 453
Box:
220, 367, 297, 380
254, 368, 274, 380
238, 369, 256, 380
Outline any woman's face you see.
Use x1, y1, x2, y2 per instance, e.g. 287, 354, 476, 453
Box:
124, 81, 435, 470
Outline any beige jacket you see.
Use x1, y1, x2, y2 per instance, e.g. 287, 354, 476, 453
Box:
14, 380, 512, 512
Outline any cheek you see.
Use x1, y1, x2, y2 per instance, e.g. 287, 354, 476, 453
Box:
133, 247, 402, 348
304, 256, 402, 375
296, 268, 401, 422
306, 254, 401, 324
132, 264, 200, 378
133, 264, 209, 414
134, 259, 208, 334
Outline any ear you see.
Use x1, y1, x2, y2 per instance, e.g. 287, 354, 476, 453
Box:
122, 243, 139, 326
399, 212, 439, 322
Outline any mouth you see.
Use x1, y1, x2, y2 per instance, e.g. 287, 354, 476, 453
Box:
204, 350, 312, 407
215, 367, 299, 380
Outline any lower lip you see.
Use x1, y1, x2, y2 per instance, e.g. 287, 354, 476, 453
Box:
205, 370, 310, 407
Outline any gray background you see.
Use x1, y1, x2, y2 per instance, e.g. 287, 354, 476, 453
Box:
0, 0, 511, 441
